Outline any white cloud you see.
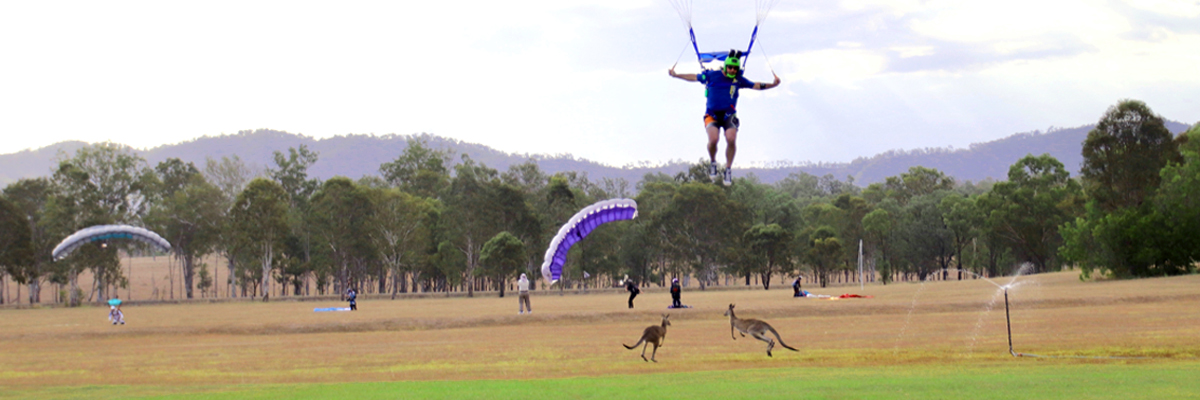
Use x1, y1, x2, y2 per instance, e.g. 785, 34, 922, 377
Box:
891, 46, 935, 58
772, 49, 888, 88
1124, 0, 1200, 18
839, 0, 923, 15
910, 0, 1130, 45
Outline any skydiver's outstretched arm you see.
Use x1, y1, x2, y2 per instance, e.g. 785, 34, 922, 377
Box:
754, 74, 781, 90
669, 68, 699, 82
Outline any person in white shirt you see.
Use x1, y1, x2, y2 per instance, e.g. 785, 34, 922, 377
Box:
518, 273, 532, 314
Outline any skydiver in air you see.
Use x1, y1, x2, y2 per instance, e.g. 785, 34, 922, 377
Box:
669, 50, 780, 186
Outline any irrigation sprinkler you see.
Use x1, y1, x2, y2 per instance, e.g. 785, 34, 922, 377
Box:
1005, 288, 1022, 357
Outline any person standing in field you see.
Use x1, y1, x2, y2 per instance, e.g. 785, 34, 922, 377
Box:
347, 288, 358, 311
518, 273, 532, 315
670, 278, 682, 308
623, 274, 640, 309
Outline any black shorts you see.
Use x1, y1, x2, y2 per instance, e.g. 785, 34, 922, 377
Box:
704, 111, 739, 130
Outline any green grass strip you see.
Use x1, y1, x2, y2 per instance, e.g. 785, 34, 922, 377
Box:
7, 362, 1199, 400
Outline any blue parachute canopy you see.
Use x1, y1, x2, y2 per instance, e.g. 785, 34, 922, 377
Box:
698, 51, 733, 64
670, 0, 781, 70
52, 224, 172, 260
541, 198, 638, 284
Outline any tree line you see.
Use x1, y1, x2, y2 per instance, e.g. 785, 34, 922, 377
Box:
1, 99, 1196, 305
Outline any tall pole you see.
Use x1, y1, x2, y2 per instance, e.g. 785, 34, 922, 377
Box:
858, 239, 864, 290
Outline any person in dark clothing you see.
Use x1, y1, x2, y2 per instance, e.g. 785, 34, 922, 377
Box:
793, 277, 803, 297
623, 274, 640, 309
347, 288, 358, 311
670, 278, 682, 308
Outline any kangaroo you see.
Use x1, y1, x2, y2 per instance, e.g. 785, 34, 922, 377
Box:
623, 314, 671, 362
723, 304, 798, 357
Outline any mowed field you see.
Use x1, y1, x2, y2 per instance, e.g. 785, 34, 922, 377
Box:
2, 268, 1199, 399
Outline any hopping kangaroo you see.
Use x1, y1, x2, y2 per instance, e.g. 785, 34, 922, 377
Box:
724, 304, 798, 357
623, 314, 671, 362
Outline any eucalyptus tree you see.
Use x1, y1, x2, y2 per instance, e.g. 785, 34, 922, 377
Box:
433, 240, 466, 294
230, 178, 290, 300
628, 179, 677, 287
939, 194, 982, 279
1142, 123, 1200, 273
204, 155, 257, 298
743, 223, 793, 289
269, 145, 321, 291
1061, 101, 1183, 278
797, 202, 849, 280
146, 158, 224, 299
1080, 100, 1179, 212
804, 226, 842, 288
883, 166, 955, 205
3, 178, 55, 303
381, 137, 453, 199
731, 177, 801, 230
309, 177, 374, 295
443, 156, 505, 296
364, 187, 435, 298
832, 194, 870, 280
980, 154, 1082, 274
49, 143, 152, 303
776, 171, 823, 202
480, 231, 526, 297
501, 159, 548, 195
861, 205, 896, 284
898, 192, 955, 281
654, 183, 748, 289
489, 184, 548, 288
0, 195, 34, 304
502, 161, 549, 286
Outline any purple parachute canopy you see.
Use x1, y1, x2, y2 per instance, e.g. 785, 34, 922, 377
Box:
540, 198, 638, 284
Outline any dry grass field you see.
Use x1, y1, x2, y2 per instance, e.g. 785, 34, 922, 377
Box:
2, 264, 1199, 398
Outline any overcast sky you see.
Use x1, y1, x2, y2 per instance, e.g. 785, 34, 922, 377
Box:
2, 0, 1197, 166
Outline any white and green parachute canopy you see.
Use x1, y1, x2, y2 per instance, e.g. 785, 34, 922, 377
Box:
52, 224, 171, 260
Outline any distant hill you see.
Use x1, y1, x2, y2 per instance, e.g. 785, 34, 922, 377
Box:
1, 121, 1192, 188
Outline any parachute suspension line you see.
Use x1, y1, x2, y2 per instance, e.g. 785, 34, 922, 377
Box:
755, 37, 779, 77
756, 0, 782, 25
668, 0, 692, 27
668, 0, 704, 68
745, 0, 781, 69
670, 43, 690, 71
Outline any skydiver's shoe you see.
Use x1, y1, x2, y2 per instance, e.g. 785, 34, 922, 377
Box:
721, 167, 733, 186
708, 161, 719, 183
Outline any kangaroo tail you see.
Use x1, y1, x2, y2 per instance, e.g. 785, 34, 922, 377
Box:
767, 325, 799, 351
623, 337, 645, 350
